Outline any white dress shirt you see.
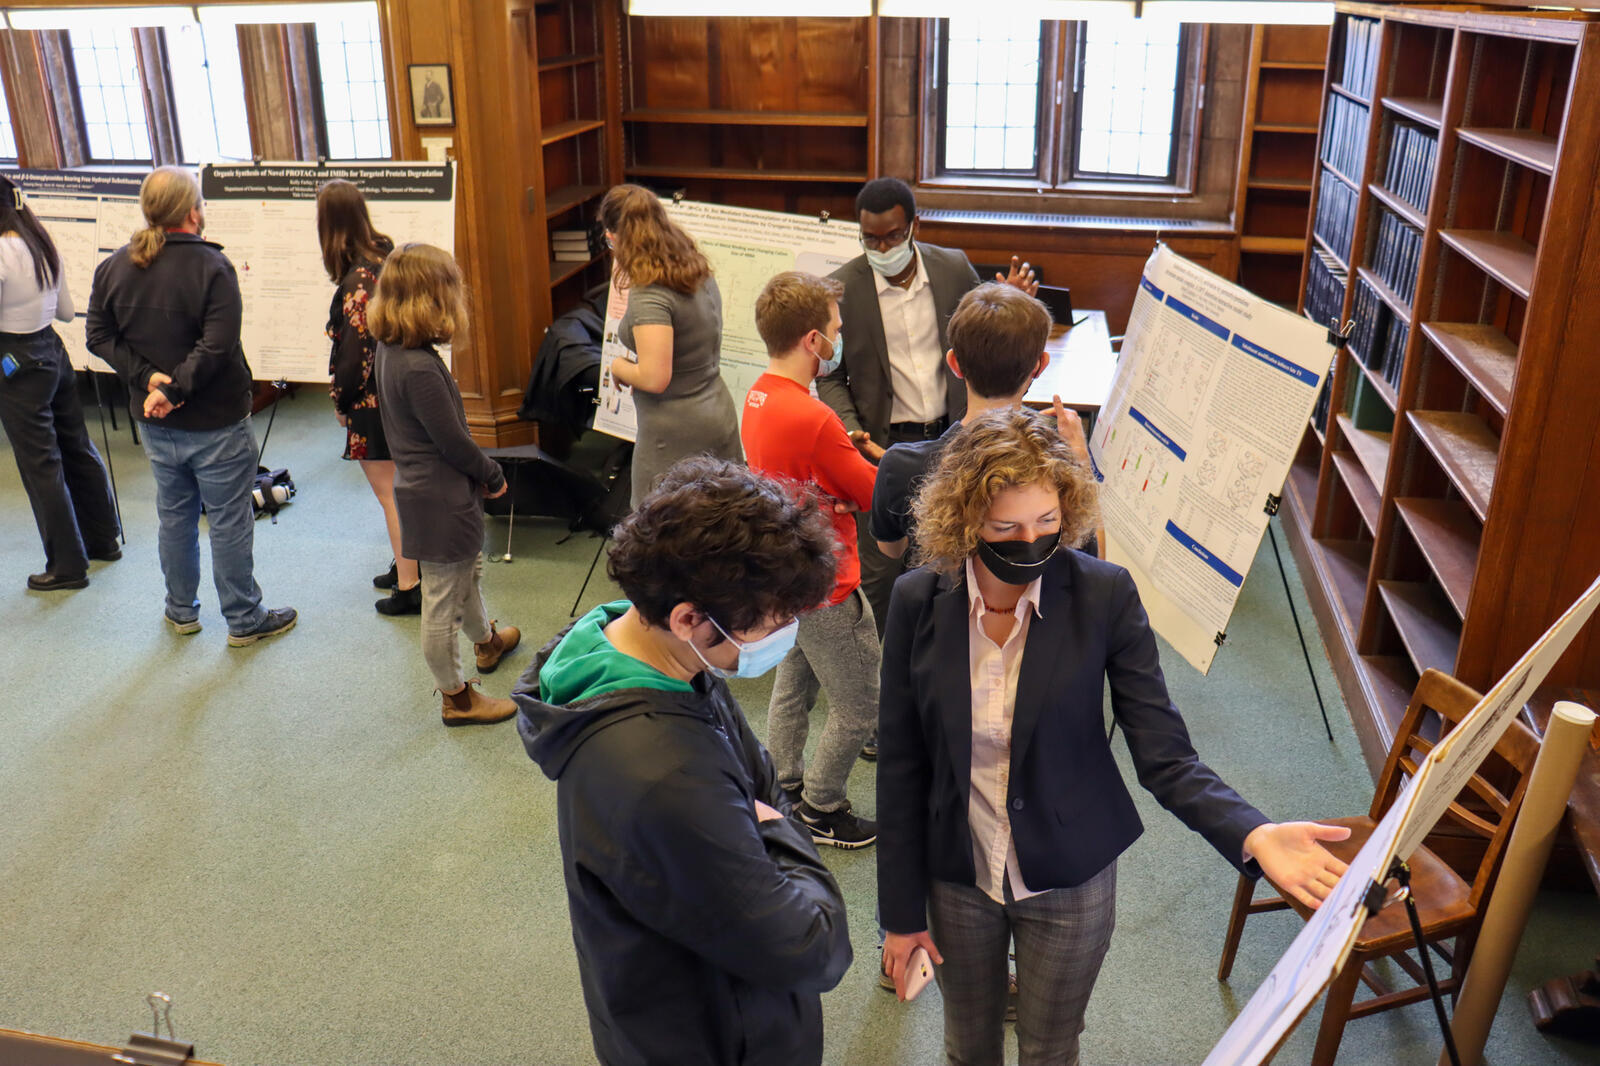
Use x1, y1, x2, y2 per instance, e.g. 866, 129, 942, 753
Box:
964, 557, 1046, 905
873, 246, 946, 424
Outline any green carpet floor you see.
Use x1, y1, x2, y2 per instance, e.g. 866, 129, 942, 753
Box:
1, 389, 1595, 1065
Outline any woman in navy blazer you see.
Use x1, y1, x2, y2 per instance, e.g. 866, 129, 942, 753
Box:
877, 407, 1348, 1066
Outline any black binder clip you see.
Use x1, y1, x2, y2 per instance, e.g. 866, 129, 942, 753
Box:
114, 993, 194, 1066
1326, 318, 1354, 348
818, 209, 831, 223
1263, 493, 1282, 516
1213, 631, 1228, 648
671, 189, 686, 204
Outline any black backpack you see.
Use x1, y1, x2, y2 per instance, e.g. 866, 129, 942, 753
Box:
251, 466, 295, 521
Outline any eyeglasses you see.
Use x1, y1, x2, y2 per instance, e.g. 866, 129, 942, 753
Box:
859, 227, 911, 252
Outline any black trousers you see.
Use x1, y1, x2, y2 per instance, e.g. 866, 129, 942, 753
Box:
0, 328, 120, 575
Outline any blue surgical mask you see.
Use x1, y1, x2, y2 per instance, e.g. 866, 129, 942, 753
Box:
865, 240, 914, 278
816, 331, 843, 377
689, 615, 800, 679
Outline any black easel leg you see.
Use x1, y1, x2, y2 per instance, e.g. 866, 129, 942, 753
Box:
256, 383, 283, 465
1404, 886, 1463, 1066
570, 534, 609, 618
1269, 520, 1334, 741
88, 370, 125, 543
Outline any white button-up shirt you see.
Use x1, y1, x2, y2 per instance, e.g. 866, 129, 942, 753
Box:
964, 557, 1046, 905
873, 246, 947, 424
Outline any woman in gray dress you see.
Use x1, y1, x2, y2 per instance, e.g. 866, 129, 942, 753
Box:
599, 185, 742, 507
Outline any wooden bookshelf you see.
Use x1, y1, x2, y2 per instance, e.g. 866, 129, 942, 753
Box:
1281, 2, 1600, 785
621, 15, 875, 217
1234, 23, 1330, 309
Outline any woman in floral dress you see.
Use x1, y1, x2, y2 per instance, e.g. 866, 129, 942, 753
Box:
317, 180, 417, 614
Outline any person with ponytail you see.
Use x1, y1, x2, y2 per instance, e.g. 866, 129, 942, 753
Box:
597, 184, 742, 508
315, 179, 416, 615
87, 166, 296, 646
0, 174, 120, 591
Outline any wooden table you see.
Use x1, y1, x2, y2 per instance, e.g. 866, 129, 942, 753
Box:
1023, 310, 1117, 419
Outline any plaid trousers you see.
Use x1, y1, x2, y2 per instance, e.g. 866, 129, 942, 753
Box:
928, 862, 1118, 1066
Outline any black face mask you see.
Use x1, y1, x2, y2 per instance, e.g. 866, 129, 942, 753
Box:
976, 532, 1062, 585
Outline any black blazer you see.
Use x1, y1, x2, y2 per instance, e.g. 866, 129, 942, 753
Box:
876, 550, 1269, 934
818, 243, 980, 446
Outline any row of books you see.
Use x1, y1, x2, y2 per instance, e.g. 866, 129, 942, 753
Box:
1321, 94, 1370, 183
1383, 122, 1438, 216
1340, 17, 1382, 100
1305, 247, 1348, 335
1312, 375, 1333, 436
1348, 277, 1409, 394
1314, 169, 1358, 265
551, 222, 606, 263
1368, 209, 1423, 304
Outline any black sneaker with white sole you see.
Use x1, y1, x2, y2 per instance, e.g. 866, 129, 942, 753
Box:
797, 800, 877, 849
227, 606, 298, 647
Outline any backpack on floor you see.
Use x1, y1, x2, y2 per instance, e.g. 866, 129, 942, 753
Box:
252, 466, 295, 521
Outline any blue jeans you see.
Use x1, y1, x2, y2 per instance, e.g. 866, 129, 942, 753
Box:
142, 418, 266, 635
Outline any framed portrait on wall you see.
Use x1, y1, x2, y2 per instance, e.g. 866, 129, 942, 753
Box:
409, 64, 454, 126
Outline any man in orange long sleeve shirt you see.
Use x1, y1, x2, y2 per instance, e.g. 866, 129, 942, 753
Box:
742, 271, 880, 850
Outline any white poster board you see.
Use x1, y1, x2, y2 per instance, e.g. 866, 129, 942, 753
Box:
4, 169, 145, 374
1206, 571, 1600, 1065
200, 162, 455, 383
595, 198, 863, 442
1089, 246, 1335, 672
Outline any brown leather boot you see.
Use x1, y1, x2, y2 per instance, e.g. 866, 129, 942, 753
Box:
474, 621, 521, 673
439, 679, 516, 727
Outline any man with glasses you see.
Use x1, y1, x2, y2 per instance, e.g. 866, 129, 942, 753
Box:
819, 177, 1037, 668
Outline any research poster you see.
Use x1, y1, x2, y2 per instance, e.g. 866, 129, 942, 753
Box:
5, 169, 145, 374
595, 198, 863, 442
1089, 246, 1335, 673
200, 162, 455, 382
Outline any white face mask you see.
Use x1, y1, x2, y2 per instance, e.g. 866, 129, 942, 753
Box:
865, 239, 914, 277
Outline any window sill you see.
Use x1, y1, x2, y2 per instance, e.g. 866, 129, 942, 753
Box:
919, 173, 1197, 198
918, 207, 1233, 235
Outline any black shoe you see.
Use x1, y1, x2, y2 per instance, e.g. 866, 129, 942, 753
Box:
860, 731, 878, 761
28, 571, 88, 591
797, 800, 877, 849
779, 781, 803, 810
374, 583, 422, 616
228, 606, 298, 647
88, 546, 122, 562
373, 561, 398, 589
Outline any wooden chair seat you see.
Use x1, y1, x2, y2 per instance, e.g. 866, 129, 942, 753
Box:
1269, 815, 1476, 948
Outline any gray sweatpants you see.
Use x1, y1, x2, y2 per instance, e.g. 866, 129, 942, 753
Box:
419, 552, 493, 692
767, 586, 880, 812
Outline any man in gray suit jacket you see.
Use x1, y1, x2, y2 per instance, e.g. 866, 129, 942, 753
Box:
819, 178, 1036, 669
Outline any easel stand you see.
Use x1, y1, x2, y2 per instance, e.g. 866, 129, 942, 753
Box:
1362, 858, 1462, 1066
1268, 519, 1333, 741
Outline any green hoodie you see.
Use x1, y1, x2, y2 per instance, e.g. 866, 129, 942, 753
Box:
538, 601, 694, 705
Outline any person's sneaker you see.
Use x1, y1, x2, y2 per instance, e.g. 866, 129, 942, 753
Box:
164, 609, 202, 635
797, 800, 877, 849
227, 607, 298, 647
860, 731, 878, 761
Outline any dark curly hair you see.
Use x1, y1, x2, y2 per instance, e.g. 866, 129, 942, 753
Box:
608, 457, 839, 637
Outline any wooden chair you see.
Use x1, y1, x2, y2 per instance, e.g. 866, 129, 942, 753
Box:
1216, 668, 1542, 1065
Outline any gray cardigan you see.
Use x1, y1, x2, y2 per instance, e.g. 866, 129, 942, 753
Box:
375, 342, 505, 563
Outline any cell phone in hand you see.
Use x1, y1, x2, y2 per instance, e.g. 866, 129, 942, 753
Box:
902, 946, 935, 1001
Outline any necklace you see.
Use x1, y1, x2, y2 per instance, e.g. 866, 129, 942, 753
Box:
980, 597, 1019, 615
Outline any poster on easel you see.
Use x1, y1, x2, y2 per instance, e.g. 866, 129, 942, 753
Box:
4, 169, 145, 374
200, 162, 455, 383
1089, 245, 1335, 673
594, 197, 863, 442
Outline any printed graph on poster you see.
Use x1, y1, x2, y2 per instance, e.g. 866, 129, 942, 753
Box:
594, 198, 863, 442
1089, 246, 1335, 673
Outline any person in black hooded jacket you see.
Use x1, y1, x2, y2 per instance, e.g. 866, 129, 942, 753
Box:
514, 456, 853, 1066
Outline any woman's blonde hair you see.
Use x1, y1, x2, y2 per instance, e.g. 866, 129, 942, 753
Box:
598, 183, 711, 295
911, 406, 1099, 575
368, 242, 466, 348
131, 166, 200, 269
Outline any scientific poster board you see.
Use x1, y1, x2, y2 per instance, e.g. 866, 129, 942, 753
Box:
1205, 571, 1600, 1065
4, 169, 145, 374
595, 198, 863, 442
200, 162, 455, 382
1089, 246, 1335, 673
